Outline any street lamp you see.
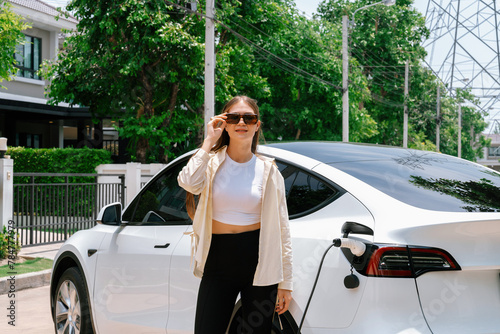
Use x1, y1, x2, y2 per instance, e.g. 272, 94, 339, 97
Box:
342, 0, 396, 143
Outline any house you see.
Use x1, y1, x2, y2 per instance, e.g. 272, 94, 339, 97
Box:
0, 0, 124, 160
477, 133, 500, 171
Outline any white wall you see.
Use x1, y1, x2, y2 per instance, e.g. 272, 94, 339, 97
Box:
95, 163, 167, 206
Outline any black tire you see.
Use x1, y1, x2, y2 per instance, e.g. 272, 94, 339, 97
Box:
53, 267, 94, 334
227, 308, 299, 334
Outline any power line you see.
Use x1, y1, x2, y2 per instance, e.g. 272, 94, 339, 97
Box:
164, 1, 343, 90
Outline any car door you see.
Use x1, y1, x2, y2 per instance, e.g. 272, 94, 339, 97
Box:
274, 159, 375, 330
93, 161, 191, 334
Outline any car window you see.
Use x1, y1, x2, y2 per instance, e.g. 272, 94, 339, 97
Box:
269, 142, 500, 213
123, 156, 341, 224
123, 159, 191, 225
329, 151, 500, 212
275, 160, 340, 218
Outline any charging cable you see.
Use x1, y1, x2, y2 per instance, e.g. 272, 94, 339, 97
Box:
298, 238, 367, 332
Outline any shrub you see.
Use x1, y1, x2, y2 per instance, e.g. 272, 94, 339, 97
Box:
7, 147, 113, 184
0, 226, 21, 260
7, 146, 112, 174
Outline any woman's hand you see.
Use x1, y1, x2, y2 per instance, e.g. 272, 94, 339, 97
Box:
201, 114, 227, 153
275, 289, 292, 315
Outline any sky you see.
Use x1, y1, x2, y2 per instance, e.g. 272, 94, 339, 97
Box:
294, 0, 322, 17
294, 0, 428, 18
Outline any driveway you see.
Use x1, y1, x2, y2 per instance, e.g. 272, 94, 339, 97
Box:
0, 285, 53, 333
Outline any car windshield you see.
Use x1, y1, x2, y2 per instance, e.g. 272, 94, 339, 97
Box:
267, 142, 500, 212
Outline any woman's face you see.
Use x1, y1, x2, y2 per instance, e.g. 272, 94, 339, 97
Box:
224, 101, 260, 143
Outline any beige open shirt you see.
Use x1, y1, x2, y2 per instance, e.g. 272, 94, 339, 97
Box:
177, 146, 293, 290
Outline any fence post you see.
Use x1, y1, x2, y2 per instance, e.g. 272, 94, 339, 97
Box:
119, 175, 126, 207
0, 157, 14, 231
30, 175, 34, 245
65, 176, 69, 240
125, 162, 141, 206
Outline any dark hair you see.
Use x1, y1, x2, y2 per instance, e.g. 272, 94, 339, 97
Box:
211, 95, 260, 154
186, 95, 260, 220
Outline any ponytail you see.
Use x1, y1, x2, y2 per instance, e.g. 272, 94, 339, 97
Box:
186, 192, 196, 221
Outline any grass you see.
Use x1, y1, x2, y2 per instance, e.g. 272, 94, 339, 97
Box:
0, 258, 53, 278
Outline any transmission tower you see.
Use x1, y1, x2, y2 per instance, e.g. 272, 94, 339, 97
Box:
422, 0, 500, 127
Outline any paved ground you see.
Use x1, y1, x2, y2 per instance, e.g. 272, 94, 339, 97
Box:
0, 242, 62, 333
18, 242, 63, 261
0, 285, 53, 333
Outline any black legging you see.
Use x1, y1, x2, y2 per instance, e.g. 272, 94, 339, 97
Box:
195, 229, 278, 334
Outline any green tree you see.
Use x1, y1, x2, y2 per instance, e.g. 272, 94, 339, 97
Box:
318, 0, 429, 145
43, 0, 206, 163
0, 0, 30, 86
217, 0, 375, 142
42, 0, 274, 162
317, 0, 488, 161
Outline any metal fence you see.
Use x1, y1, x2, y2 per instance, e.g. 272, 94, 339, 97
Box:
13, 173, 125, 247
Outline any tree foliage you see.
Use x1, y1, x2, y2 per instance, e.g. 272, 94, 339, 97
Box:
43, 0, 489, 162
317, 0, 489, 161
43, 0, 207, 163
0, 0, 30, 86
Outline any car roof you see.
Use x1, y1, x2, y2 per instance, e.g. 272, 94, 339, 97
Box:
265, 141, 447, 165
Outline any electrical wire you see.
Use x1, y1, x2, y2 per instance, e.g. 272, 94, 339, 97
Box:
163, 1, 343, 90
164, 1, 449, 116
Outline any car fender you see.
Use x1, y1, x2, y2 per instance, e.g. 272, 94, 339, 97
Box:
50, 226, 111, 333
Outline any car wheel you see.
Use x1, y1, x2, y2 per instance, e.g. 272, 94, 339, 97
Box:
227, 308, 299, 334
54, 267, 93, 334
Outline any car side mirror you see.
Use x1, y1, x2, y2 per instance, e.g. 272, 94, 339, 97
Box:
96, 202, 122, 226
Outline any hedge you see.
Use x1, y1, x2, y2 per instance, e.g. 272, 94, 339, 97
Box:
7, 147, 113, 184
7, 147, 112, 174
7, 148, 114, 219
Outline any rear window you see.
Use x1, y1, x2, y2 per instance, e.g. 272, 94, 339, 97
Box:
267, 142, 500, 212
330, 151, 500, 212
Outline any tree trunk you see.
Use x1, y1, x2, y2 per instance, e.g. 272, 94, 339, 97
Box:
196, 105, 205, 147
136, 137, 148, 163
158, 83, 180, 163
136, 66, 154, 163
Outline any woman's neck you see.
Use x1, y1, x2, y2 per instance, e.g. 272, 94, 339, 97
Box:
226, 143, 254, 163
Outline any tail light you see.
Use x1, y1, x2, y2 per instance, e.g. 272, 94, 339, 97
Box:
344, 244, 461, 278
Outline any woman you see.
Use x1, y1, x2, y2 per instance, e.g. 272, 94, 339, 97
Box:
177, 96, 293, 333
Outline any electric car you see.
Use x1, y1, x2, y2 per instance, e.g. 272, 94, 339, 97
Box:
50, 142, 500, 334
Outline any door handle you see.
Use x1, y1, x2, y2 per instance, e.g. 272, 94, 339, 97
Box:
154, 243, 170, 249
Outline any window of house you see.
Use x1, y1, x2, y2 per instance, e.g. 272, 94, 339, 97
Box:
15, 35, 42, 80
488, 146, 500, 157
16, 133, 41, 148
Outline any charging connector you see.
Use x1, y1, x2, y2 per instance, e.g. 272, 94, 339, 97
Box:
333, 238, 366, 257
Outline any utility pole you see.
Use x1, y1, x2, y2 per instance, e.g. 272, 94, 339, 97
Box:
403, 59, 409, 148
341, 0, 396, 143
458, 103, 462, 158
204, 0, 215, 137
342, 15, 349, 143
436, 85, 440, 152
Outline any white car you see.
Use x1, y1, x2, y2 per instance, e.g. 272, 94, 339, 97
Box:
50, 142, 500, 334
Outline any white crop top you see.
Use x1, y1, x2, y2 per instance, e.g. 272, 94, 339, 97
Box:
212, 153, 264, 225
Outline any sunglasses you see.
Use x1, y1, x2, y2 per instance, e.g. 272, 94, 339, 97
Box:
225, 113, 259, 125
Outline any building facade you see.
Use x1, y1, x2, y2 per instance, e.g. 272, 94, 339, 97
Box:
477, 133, 500, 171
0, 0, 121, 156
